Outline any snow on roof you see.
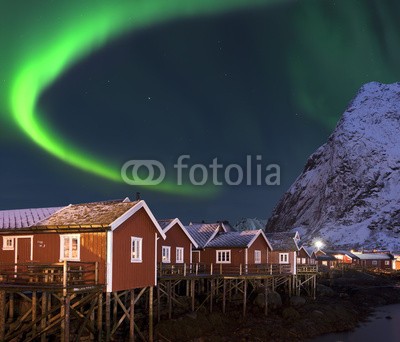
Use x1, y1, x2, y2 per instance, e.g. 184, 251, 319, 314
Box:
206, 230, 260, 248
0, 207, 65, 230
185, 223, 222, 248
34, 200, 139, 228
265, 232, 299, 251
157, 219, 174, 230
352, 252, 393, 260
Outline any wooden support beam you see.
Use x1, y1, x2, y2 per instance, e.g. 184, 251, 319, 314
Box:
191, 280, 195, 312
129, 289, 135, 342
210, 279, 213, 313
157, 285, 161, 322
64, 294, 70, 342
9, 292, 14, 322
168, 281, 172, 319
32, 291, 37, 338
264, 281, 268, 316
106, 292, 111, 342
243, 279, 247, 318
149, 286, 154, 342
41, 291, 47, 342
97, 293, 103, 342
0, 290, 5, 341
222, 279, 226, 314
113, 291, 118, 329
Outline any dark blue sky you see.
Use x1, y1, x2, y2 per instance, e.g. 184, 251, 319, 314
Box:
1, 0, 399, 224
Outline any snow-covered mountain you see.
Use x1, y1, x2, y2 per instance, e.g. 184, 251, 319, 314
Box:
235, 218, 267, 231
266, 82, 400, 251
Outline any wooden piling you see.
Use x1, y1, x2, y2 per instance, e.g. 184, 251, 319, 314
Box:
129, 289, 135, 342
191, 280, 195, 312
0, 290, 5, 341
149, 287, 154, 342
243, 279, 247, 317
264, 282, 268, 316
41, 291, 47, 342
64, 294, 70, 342
97, 293, 103, 342
33, 291, 37, 338
222, 279, 226, 314
106, 292, 111, 342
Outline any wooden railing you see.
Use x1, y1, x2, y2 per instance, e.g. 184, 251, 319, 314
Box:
297, 265, 318, 273
0, 261, 98, 287
158, 263, 295, 277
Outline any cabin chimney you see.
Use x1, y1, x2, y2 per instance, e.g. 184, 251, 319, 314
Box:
136, 192, 141, 201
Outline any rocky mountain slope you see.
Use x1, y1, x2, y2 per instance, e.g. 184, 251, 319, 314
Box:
265, 82, 400, 251
234, 218, 267, 232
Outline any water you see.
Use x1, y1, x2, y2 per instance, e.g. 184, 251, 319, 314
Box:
312, 303, 400, 342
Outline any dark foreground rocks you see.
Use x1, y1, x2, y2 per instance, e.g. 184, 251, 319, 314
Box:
154, 271, 400, 341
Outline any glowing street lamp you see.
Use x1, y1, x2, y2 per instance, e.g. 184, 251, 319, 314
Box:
315, 240, 324, 250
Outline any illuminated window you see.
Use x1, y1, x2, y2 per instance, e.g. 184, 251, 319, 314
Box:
322, 261, 328, 266
216, 250, 231, 264
162, 246, 171, 263
385, 260, 390, 266
254, 250, 261, 264
302, 258, 306, 264
131, 237, 142, 263
279, 253, 289, 264
176, 247, 184, 263
60, 235, 80, 261
3, 237, 14, 250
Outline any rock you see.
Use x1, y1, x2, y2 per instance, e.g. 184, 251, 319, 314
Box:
317, 284, 335, 297
267, 291, 282, 309
312, 310, 324, 317
265, 82, 400, 251
290, 296, 306, 307
253, 293, 266, 308
282, 307, 300, 321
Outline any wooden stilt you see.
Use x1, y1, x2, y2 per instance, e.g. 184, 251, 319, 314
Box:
264, 282, 268, 316
168, 281, 172, 319
41, 291, 47, 342
97, 293, 103, 342
191, 280, 195, 312
129, 289, 135, 342
210, 279, 213, 313
33, 291, 37, 338
149, 286, 154, 342
8, 292, 14, 322
106, 292, 111, 342
243, 279, 247, 318
113, 291, 118, 329
222, 279, 226, 314
0, 290, 5, 341
64, 294, 70, 342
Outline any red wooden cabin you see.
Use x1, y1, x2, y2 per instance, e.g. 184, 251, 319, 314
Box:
157, 218, 198, 265
198, 230, 272, 274
265, 232, 300, 274
0, 199, 166, 292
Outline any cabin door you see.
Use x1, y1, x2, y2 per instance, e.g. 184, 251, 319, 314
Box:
15, 237, 33, 263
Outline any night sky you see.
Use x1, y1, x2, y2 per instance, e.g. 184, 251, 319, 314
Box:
1, 0, 400, 224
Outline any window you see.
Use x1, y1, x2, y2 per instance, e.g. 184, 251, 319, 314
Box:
60, 235, 80, 261
322, 261, 328, 266
372, 260, 378, 266
254, 250, 261, 264
131, 237, 142, 263
297, 257, 301, 264
162, 246, 171, 263
176, 247, 184, 263
385, 260, 390, 266
216, 250, 231, 264
3, 237, 14, 250
279, 253, 289, 264
302, 258, 306, 264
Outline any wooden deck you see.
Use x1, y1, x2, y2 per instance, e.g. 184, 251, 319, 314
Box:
158, 262, 317, 279
0, 261, 103, 292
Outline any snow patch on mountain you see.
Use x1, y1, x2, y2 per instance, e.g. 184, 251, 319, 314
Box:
266, 82, 400, 251
235, 218, 267, 232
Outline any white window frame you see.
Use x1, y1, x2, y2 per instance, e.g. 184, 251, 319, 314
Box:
162, 246, 171, 263
385, 260, 390, 266
216, 250, 231, 264
302, 257, 306, 264
3, 237, 14, 250
60, 234, 80, 261
131, 237, 142, 263
279, 253, 289, 264
176, 247, 184, 263
254, 250, 261, 264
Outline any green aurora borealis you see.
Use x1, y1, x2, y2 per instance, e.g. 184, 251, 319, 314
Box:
1, 0, 400, 219
5, 0, 278, 196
